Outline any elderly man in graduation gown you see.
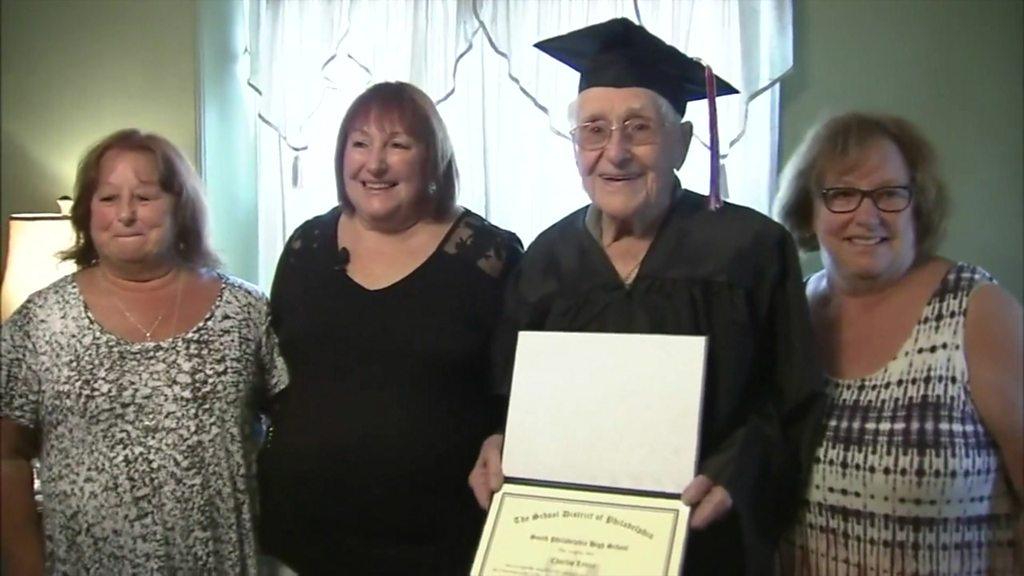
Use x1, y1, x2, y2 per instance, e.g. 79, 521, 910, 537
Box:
468, 18, 827, 575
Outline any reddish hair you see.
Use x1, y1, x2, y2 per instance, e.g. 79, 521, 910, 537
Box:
334, 82, 457, 217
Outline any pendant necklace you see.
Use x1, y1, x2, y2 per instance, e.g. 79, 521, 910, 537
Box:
621, 258, 642, 286
102, 268, 185, 342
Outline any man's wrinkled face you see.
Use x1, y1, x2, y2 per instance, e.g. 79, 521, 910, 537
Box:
574, 87, 687, 223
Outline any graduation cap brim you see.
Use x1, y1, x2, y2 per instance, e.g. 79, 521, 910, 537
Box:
534, 18, 739, 117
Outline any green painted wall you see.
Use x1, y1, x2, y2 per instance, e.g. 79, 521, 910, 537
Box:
196, 0, 258, 283
780, 0, 1024, 300
1, 0, 198, 271
0, 0, 260, 285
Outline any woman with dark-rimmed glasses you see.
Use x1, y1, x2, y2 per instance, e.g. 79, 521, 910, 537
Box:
776, 111, 1022, 575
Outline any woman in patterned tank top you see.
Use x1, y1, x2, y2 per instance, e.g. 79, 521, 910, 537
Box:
775, 112, 1021, 575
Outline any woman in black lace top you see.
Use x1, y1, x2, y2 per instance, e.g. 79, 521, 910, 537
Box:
257, 82, 523, 574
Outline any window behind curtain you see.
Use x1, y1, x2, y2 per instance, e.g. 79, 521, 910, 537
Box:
248, 0, 792, 291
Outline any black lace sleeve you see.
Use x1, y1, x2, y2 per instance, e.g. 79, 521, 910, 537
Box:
442, 209, 524, 281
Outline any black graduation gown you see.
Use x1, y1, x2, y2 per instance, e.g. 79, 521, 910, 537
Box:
493, 189, 827, 575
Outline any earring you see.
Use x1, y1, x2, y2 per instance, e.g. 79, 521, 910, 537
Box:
427, 181, 438, 196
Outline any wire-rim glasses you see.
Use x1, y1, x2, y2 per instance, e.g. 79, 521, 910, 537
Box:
570, 118, 669, 151
819, 186, 914, 214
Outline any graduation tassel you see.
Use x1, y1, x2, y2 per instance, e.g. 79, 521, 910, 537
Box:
704, 64, 723, 211
535, 19, 740, 212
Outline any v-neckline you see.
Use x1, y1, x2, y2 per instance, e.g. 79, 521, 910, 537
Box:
581, 192, 680, 290
334, 208, 468, 293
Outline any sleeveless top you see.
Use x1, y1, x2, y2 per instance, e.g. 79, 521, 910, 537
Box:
791, 262, 1019, 575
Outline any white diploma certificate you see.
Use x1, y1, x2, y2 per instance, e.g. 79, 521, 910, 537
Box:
473, 483, 687, 576
472, 331, 707, 576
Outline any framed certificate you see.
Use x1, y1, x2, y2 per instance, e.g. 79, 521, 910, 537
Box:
472, 332, 707, 576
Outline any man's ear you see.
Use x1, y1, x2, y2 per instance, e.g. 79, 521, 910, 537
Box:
675, 121, 694, 170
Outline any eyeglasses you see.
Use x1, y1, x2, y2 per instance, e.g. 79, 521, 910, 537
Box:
819, 186, 914, 213
569, 118, 668, 150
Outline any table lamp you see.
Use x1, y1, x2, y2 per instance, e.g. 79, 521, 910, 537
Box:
1, 197, 78, 321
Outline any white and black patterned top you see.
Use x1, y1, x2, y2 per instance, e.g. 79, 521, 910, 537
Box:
791, 262, 1019, 575
0, 272, 288, 575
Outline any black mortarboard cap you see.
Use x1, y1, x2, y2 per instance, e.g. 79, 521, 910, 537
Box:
534, 18, 738, 118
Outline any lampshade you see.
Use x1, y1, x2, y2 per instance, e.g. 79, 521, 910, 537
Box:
1, 214, 77, 321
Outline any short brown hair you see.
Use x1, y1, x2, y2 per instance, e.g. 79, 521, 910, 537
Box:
775, 112, 949, 257
334, 82, 457, 217
62, 129, 220, 269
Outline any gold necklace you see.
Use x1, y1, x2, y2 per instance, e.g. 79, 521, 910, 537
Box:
102, 268, 185, 342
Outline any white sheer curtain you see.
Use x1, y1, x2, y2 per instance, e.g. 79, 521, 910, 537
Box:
246, 0, 792, 290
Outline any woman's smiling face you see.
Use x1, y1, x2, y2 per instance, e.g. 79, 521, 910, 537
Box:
814, 136, 918, 291
89, 149, 177, 269
342, 111, 429, 226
